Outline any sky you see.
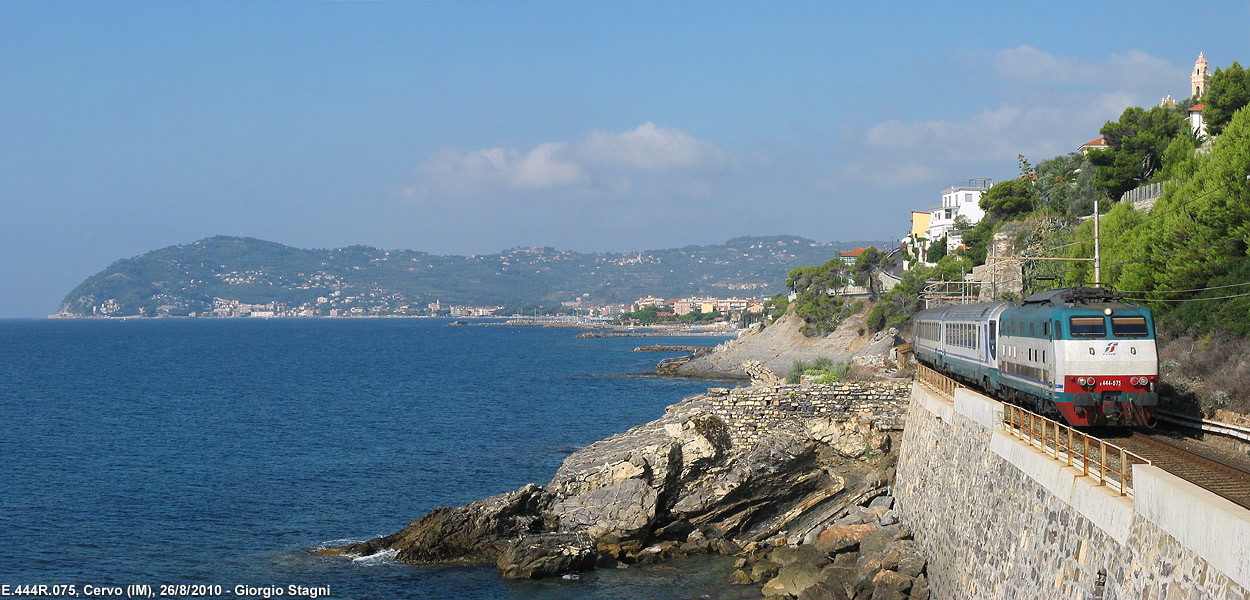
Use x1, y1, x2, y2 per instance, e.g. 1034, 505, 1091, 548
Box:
2, 1, 1248, 317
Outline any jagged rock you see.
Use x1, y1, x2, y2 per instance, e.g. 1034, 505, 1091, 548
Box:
344, 483, 552, 564
495, 533, 596, 579
799, 575, 852, 600
729, 569, 754, 585
742, 360, 783, 386
868, 496, 894, 511
807, 417, 890, 459
751, 559, 781, 583
634, 540, 682, 564
679, 539, 713, 554
764, 558, 832, 597
866, 570, 912, 600
816, 524, 877, 554
909, 573, 930, 600
555, 477, 658, 554
770, 545, 827, 567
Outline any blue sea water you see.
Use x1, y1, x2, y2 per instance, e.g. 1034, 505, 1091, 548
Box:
0, 319, 757, 600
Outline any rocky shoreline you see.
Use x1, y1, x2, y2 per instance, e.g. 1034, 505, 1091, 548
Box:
337, 360, 927, 599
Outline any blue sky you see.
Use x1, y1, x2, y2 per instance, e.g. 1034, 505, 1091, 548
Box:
2, 1, 1247, 317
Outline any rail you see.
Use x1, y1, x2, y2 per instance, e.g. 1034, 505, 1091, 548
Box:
916, 364, 961, 400
1154, 409, 1250, 445
1001, 404, 1152, 496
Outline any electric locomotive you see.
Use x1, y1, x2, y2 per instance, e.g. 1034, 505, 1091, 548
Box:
913, 287, 1158, 427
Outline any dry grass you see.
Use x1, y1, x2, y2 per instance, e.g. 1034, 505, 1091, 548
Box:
1156, 325, 1250, 418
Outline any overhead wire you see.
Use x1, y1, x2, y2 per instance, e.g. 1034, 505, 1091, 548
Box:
1025, 236, 1248, 279
1114, 280, 1250, 294
1123, 290, 1250, 303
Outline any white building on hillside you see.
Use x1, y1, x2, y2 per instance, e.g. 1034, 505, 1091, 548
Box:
926, 178, 993, 249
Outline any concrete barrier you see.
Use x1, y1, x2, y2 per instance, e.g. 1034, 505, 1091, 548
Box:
1134, 465, 1250, 590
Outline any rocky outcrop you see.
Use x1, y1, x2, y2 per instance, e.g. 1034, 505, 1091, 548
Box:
342, 388, 899, 582
674, 311, 904, 379
343, 483, 553, 563
743, 360, 783, 386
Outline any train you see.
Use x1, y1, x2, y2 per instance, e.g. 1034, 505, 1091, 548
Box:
912, 286, 1158, 427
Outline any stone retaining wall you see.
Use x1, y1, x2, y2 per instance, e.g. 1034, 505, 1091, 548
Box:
896, 384, 1249, 600
706, 382, 911, 447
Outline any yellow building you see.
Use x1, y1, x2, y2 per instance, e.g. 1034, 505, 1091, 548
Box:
909, 211, 930, 240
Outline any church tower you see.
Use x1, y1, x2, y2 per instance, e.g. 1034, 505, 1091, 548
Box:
1192, 52, 1210, 98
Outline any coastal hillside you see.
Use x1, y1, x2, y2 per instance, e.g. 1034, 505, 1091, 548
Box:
675, 306, 900, 379
54, 235, 884, 318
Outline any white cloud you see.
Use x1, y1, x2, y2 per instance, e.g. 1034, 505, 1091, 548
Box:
412, 143, 587, 198
577, 122, 726, 170
842, 47, 1188, 190
407, 123, 727, 201
994, 46, 1186, 98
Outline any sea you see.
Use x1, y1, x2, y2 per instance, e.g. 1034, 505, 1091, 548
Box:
0, 318, 764, 600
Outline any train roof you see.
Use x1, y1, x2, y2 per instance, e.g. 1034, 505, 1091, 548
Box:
1020, 286, 1143, 310
915, 301, 1009, 321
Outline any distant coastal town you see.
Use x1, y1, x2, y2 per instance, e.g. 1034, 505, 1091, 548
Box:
185, 293, 773, 322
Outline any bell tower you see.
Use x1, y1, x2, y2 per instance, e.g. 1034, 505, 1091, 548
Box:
1192, 52, 1210, 98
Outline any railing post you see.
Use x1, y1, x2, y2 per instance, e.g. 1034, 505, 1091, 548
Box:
1120, 448, 1128, 496
1067, 427, 1073, 467
1099, 442, 1107, 486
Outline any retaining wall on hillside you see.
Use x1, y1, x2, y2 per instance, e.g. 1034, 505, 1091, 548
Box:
706, 382, 910, 447
895, 384, 1250, 600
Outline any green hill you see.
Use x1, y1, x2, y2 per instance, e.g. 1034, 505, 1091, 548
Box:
56, 235, 884, 317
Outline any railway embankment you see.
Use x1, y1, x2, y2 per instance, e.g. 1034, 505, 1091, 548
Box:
896, 383, 1250, 599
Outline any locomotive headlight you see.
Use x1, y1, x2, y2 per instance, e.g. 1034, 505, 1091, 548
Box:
1104, 308, 1113, 316
1078, 377, 1088, 386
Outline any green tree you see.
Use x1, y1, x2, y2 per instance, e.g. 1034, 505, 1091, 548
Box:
1159, 134, 1201, 182
852, 246, 888, 299
786, 258, 860, 335
1088, 105, 1186, 201
978, 179, 1037, 220
1034, 152, 1096, 218
1201, 61, 1250, 137
926, 236, 948, 263
958, 218, 995, 265
865, 264, 932, 333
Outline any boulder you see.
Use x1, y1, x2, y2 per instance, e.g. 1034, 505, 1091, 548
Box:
799, 575, 852, 600
765, 559, 832, 597
816, 524, 877, 554
344, 483, 552, 564
555, 477, 658, 554
495, 533, 596, 579
769, 545, 825, 566
743, 360, 783, 386
867, 570, 913, 600
634, 540, 682, 564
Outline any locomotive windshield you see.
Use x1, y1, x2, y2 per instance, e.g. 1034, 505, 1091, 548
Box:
1111, 316, 1149, 337
1069, 316, 1106, 337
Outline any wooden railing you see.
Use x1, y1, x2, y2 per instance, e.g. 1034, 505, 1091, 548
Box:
916, 364, 960, 400
1002, 404, 1151, 496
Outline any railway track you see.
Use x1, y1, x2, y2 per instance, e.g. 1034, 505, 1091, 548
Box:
1115, 432, 1250, 510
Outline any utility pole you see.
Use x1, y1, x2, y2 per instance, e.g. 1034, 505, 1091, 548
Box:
1093, 197, 1102, 287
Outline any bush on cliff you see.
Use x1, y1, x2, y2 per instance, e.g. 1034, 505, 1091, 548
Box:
785, 357, 852, 384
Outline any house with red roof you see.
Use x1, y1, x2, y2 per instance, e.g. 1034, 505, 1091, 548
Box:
1079, 136, 1109, 155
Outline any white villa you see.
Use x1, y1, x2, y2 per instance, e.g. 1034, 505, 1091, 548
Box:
926, 178, 994, 250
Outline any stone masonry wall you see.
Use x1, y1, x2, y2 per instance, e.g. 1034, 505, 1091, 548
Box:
706, 381, 910, 447
895, 385, 1249, 600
